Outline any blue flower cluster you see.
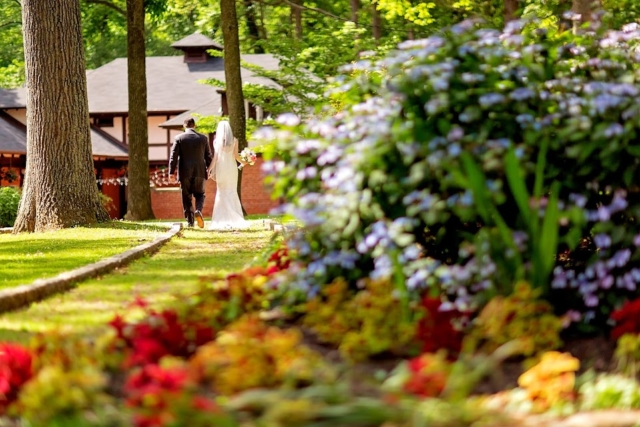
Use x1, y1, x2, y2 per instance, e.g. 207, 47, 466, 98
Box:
258, 18, 640, 324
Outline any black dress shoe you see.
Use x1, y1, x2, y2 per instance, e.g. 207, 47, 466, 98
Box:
194, 210, 204, 228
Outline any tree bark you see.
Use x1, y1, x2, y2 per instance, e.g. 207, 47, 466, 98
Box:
350, 0, 359, 24
572, 0, 599, 31
244, 0, 264, 53
124, 0, 155, 220
14, 0, 109, 233
372, 0, 382, 42
504, 0, 518, 24
290, 0, 302, 40
220, 0, 247, 214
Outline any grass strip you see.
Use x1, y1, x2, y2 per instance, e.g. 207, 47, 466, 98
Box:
0, 220, 275, 342
0, 222, 169, 290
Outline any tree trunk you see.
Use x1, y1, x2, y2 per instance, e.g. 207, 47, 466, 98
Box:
350, 0, 359, 24
504, 0, 518, 24
220, 0, 247, 215
124, 0, 155, 220
14, 0, 109, 233
572, 0, 597, 31
291, 0, 303, 40
372, 1, 382, 42
244, 0, 264, 53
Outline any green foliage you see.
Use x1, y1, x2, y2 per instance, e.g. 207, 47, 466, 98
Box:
302, 278, 420, 362
0, 186, 20, 227
467, 282, 563, 358
579, 372, 640, 410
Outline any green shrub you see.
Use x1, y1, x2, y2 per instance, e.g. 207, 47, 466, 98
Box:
0, 186, 20, 227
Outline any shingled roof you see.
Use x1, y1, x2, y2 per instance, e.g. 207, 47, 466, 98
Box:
85, 54, 279, 114
0, 88, 27, 109
171, 33, 223, 50
0, 111, 127, 158
158, 98, 222, 129
0, 111, 26, 154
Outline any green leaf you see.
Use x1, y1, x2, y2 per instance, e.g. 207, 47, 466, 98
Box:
504, 148, 532, 225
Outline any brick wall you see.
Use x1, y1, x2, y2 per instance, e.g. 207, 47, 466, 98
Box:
150, 157, 281, 219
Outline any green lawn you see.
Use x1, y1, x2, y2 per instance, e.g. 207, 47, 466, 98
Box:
0, 222, 169, 290
0, 220, 275, 342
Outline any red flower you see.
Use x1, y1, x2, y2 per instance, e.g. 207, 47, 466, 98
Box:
402, 354, 449, 398
611, 298, 640, 339
191, 395, 219, 412
416, 297, 467, 356
109, 314, 127, 339
0, 344, 33, 412
128, 338, 169, 367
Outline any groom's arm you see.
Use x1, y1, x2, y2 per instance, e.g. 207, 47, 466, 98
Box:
204, 135, 213, 169
168, 136, 180, 177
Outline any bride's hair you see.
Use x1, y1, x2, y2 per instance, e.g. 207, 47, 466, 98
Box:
214, 121, 234, 149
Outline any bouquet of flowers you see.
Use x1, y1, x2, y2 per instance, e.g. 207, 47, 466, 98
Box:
238, 148, 257, 170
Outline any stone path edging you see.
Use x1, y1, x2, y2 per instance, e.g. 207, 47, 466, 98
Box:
0, 222, 183, 313
0, 228, 12, 234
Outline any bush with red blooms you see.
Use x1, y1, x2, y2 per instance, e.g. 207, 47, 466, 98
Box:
109, 298, 215, 368
610, 297, 640, 340
125, 363, 230, 427
177, 267, 272, 331
0, 344, 33, 413
416, 297, 467, 357
266, 244, 290, 275
383, 352, 452, 399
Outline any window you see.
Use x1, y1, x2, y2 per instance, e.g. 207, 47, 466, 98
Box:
94, 116, 114, 127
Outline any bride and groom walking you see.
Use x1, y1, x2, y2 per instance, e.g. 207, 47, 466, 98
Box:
168, 118, 249, 230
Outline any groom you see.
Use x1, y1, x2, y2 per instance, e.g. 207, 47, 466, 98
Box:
168, 117, 213, 228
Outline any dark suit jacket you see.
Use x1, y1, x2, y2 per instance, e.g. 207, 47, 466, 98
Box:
168, 128, 213, 183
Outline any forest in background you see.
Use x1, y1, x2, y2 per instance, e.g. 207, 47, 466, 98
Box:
1, 0, 640, 90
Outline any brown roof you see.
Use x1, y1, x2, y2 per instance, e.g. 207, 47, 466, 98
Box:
0, 111, 128, 158
171, 33, 223, 50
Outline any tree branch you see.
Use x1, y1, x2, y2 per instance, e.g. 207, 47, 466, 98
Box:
0, 21, 21, 29
83, 0, 126, 16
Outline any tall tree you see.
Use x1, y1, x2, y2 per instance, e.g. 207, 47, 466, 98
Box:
220, 0, 247, 213
372, 0, 382, 41
504, 0, 518, 23
572, 0, 597, 28
14, 0, 109, 232
290, 0, 303, 39
243, 0, 264, 53
350, 0, 360, 24
124, 0, 155, 220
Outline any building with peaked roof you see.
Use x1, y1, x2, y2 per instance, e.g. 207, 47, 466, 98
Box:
0, 32, 281, 219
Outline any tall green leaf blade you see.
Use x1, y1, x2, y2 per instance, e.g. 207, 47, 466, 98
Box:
504, 148, 532, 226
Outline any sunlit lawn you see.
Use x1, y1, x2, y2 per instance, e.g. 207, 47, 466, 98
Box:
0, 219, 275, 342
0, 222, 169, 290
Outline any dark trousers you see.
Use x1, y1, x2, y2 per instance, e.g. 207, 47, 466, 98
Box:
180, 176, 206, 223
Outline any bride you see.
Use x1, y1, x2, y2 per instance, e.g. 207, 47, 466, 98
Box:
207, 121, 249, 230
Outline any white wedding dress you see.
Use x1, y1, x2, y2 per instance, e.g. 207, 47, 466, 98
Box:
209, 125, 249, 230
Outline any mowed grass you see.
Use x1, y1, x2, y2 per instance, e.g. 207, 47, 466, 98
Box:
0, 222, 169, 290
0, 221, 275, 342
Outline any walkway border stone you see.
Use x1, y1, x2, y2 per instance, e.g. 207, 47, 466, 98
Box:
0, 222, 183, 313
0, 228, 12, 234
